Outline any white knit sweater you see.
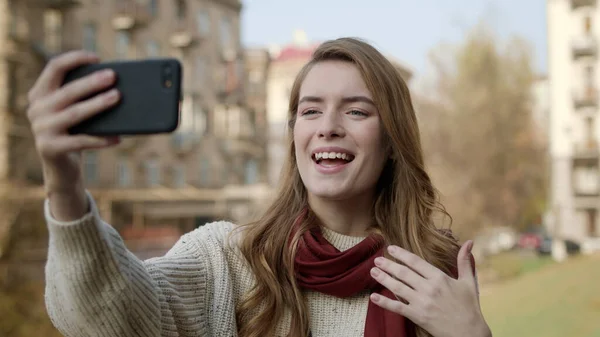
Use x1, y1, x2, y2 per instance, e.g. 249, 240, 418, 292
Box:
44, 192, 373, 337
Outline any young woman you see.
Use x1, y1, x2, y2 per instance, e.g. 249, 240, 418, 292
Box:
27, 37, 491, 337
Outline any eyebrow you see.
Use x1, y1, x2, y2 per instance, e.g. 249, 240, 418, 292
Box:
298, 95, 376, 107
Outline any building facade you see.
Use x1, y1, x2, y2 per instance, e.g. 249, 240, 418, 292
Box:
0, 0, 271, 262
265, 31, 414, 186
547, 0, 600, 245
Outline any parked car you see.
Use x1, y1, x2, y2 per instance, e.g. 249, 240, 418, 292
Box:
518, 232, 543, 250
537, 235, 581, 256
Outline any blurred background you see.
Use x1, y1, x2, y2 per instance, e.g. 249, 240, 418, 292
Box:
0, 0, 599, 336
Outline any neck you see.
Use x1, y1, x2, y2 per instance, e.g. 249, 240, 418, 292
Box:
307, 191, 375, 237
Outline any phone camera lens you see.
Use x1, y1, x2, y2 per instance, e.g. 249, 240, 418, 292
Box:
162, 64, 174, 89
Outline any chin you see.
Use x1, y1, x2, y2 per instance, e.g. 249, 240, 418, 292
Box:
306, 183, 353, 201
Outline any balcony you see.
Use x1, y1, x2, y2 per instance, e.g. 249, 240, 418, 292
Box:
169, 20, 201, 49
573, 140, 600, 165
572, 0, 596, 9
112, 0, 151, 31
573, 87, 598, 109
215, 0, 243, 10
572, 163, 600, 196
572, 36, 597, 59
35, 0, 80, 9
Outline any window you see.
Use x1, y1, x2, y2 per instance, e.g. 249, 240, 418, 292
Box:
199, 157, 210, 185
7, 61, 17, 111
244, 159, 259, 184
9, 2, 17, 36
146, 40, 160, 57
172, 164, 186, 188
194, 103, 207, 135
585, 15, 592, 34
116, 31, 130, 59
227, 106, 241, 137
214, 105, 227, 136
83, 23, 97, 52
587, 209, 598, 237
148, 0, 158, 17
83, 151, 98, 184
181, 94, 207, 134
219, 16, 233, 50
585, 116, 596, 146
585, 65, 595, 83
116, 156, 131, 187
196, 10, 210, 35
195, 56, 206, 84
585, 65, 595, 98
176, 0, 186, 20
145, 158, 161, 187
180, 93, 194, 132
222, 162, 229, 185
574, 167, 599, 195
44, 9, 63, 53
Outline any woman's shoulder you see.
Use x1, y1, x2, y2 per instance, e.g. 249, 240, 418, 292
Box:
173, 220, 243, 253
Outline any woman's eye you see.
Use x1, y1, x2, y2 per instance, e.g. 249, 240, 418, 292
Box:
301, 109, 320, 116
348, 110, 368, 116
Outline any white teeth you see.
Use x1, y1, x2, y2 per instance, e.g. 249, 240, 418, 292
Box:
313, 152, 354, 162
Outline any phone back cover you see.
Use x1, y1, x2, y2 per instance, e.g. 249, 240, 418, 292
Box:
66, 58, 182, 136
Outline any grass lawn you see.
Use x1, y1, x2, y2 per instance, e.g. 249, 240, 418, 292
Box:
480, 253, 600, 337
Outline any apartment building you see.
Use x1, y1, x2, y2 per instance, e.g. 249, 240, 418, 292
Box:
0, 0, 271, 261
265, 31, 414, 185
547, 0, 600, 246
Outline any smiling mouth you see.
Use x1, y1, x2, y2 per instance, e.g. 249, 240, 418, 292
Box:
312, 151, 355, 166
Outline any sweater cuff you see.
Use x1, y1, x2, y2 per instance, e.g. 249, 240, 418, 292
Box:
44, 190, 99, 227
44, 190, 114, 257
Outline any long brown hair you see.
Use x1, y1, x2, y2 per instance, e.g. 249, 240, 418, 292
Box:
234, 37, 460, 337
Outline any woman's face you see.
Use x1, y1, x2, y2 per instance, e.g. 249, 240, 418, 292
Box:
294, 60, 389, 203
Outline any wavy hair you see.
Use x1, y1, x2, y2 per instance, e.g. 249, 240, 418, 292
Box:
234, 37, 460, 337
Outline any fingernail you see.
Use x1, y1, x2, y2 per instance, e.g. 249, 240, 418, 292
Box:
467, 240, 474, 252
370, 267, 380, 276
374, 257, 383, 266
99, 69, 114, 79
106, 89, 119, 98
371, 293, 381, 302
388, 245, 399, 254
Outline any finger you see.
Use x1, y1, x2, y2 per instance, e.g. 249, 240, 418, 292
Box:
50, 89, 120, 131
37, 135, 120, 158
457, 240, 476, 282
28, 50, 99, 101
374, 257, 425, 290
370, 292, 414, 318
370, 267, 416, 302
46, 68, 116, 112
32, 89, 120, 135
387, 245, 440, 279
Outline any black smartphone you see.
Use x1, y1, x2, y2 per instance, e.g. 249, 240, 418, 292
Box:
63, 58, 182, 136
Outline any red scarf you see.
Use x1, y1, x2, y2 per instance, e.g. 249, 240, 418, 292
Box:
294, 222, 406, 337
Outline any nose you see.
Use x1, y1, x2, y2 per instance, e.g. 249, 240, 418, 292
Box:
317, 111, 345, 139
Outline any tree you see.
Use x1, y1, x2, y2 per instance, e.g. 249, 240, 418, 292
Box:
417, 24, 548, 238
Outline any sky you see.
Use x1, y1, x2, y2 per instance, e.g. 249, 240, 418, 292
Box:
240, 0, 547, 79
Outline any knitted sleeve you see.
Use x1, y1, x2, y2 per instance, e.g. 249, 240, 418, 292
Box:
43, 192, 212, 336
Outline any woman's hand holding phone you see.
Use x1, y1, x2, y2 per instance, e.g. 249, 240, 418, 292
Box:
26, 50, 122, 221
